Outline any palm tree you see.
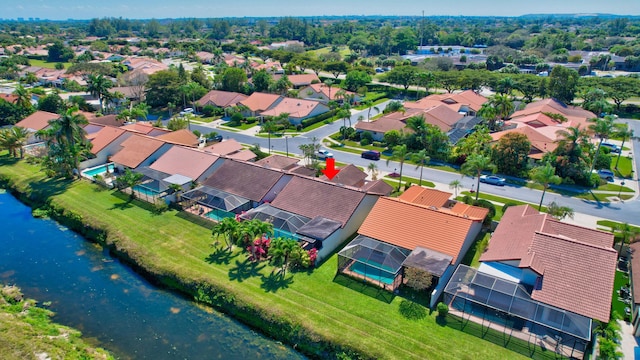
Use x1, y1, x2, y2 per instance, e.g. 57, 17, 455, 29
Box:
363, 100, 380, 120
367, 162, 378, 180
555, 125, 590, 153
529, 163, 562, 210
115, 169, 144, 199
12, 84, 32, 110
449, 179, 463, 198
386, 144, 409, 190
39, 108, 89, 178
337, 108, 351, 142
410, 149, 430, 186
0, 127, 29, 158
461, 154, 496, 201
212, 217, 240, 251
323, 79, 334, 101
262, 120, 278, 154
477, 102, 498, 131
268, 237, 299, 276
588, 115, 616, 173
86, 73, 112, 113
615, 127, 634, 170
491, 94, 514, 121
614, 223, 639, 255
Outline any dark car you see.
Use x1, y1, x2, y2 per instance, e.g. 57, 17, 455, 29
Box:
208, 134, 223, 142
361, 150, 381, 160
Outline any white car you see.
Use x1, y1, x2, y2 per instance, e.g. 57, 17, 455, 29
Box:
179, 108, 194, 116
316, 149, 334, 159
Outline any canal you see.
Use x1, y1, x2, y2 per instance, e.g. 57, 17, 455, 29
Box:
0, 190, 305, 360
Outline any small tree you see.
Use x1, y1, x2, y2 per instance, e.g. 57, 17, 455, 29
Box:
115, 169, 144, 199
404, 267, 433, 292
546, 201, 574, 220
449, 180, 463, 198
436, 302, 449, 317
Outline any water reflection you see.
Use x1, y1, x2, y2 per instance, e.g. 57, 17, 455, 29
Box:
0, 191, 304, 360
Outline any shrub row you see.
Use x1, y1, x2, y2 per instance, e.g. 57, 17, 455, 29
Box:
301, 109, 338, 128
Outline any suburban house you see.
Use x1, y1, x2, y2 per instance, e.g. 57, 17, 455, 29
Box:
109, 133, 173, 171
14, 110, 60, 144
444, 205, 617, 358
148, 145, 222, 183
255, 154, 317, 176
196, 90, 248, 109
88, 114, 125, 127
490, 99, 597, 160
120, 122, 171, 137
122, 57, 168, 75
108, 86, 145, 104
244, 175, 382, 263
273, 73, 319, 88
81, 125, 132, 169
239, 92, 282, 117
630, 242, 640, 336
203, 139, 257, 161
156, 129, 200, 147
260, 98, 330, 125
355, 103, 476, 143
299, 83, 360, 104
404, 90, 488, 116
338, 186, 487, 307
180, 159, 292, 221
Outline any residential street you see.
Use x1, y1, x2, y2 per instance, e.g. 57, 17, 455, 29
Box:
191, 110, 640, 227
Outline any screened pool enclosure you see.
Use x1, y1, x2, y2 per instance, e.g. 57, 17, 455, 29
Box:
180, 186, 251, 220
338, 235, 412, 291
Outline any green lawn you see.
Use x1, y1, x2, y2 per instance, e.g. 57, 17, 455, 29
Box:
460, 231, 490, 268
611, 156, 633, 178
596, 183, 634, 193
596, 220, 640, 233
223, 121, 258, 130
611, 270, 631, 321
0, 155, 524, 360
29, 59, 72, 69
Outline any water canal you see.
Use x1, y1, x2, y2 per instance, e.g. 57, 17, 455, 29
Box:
0, 190, 305, 360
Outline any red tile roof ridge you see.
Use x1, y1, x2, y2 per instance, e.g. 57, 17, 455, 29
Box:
535, 230, 617, 253
386, 197, 485, 221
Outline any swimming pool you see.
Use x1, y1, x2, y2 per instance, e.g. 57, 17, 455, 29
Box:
205, 210, 235, 222
83, 163, 114, 177
349, 260, 396, 285
132, 185, 161, 197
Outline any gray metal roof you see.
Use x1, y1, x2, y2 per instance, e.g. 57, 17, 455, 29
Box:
296, 216, 341, 241
401, 246, 452, 277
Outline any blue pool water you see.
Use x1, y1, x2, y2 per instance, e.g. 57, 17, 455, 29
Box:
133, 185, 161, 196
83, 163, 114, 177
349, 260, 396, 285
205, 210, 235, 222
272, 229, 298, 241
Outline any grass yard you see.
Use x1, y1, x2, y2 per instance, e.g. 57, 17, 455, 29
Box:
596, 183, 634, 193
611, 270, 631, 321
29, 59, 73, 69
223, 121, 258, 130
611, 156, 633, 178
460, 231, 490, 268
0, 154, 525, 360
596, 220, 640, 233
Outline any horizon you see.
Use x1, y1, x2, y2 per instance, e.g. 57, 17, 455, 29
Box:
3, 0, 640, 21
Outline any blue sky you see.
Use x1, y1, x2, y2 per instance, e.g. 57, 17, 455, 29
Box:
4, 0, 640, 20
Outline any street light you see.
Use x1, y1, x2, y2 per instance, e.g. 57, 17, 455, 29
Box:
285, 135, 289, 157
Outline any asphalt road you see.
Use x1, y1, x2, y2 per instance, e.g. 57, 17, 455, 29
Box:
190, 111, 640, 226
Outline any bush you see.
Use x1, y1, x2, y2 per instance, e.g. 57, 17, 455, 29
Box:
245, 117, 257, 124
437, 302, 449, 317
201, 105, 216, 117
152, 199, 169, 214
502, 202, 519, 213
360, 138, 371, 146
300, 109, 338, 128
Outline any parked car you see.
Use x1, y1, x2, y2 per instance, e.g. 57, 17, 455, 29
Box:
597, 169, 615, 181
208, 134, 223, 142
601, 143, 621, 154
361, 150, 381, 160
479, 175, 506, 186
179, 108, 194, 116
316, 149, 334, 159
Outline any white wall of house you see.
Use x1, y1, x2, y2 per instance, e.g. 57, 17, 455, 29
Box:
288, 104, 331, 126
355, 128, 385, 142
139, 143, 173, 169
80, 133, 132, 170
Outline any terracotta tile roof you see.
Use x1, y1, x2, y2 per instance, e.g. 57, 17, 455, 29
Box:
0, 93, 18, 103
121, 122, 170, 135
287, 165, 317, 177
490, 126, 557, 158
202, 160, 284, 202
226, 149, 257, 161
399, 186, 452, 208
358, 197, 480, 262
274, 73, 319, 87
239, 92, 282, 112
108, 86, 139, 99
303, 83, 357, 100
255, 155, 300, 170
270, 176, 366, 227
196, 90, 248, 108
156, 129, 199, 147
15, 110, 59, 131
90, 126, 127, 154
203, 139, 243, 156
360, 179, 394, 196
89, 114, 124, 127
406, 90, 488, 113
449, 202, 490, 220
149, 146, 219, 180
422, 104, 464, 131
320, 164, 367, 187
109, 134, 166, 168
354, 109, 421, 133
260, 98, 328, 119
529, 233, 616, 323
480, 205, 616, 322
510, 99, 595, 129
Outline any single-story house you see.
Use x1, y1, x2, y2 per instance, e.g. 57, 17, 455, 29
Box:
444, 205, 617, 358
239, 92, 283, 117
120, 122, 171, 137
109, 133, 173, 171
340, 186, 487, 306
298, 83, 360, 104
404, 90, 488, 116
203, 139, 256, 161
14, 110, 60, 144
196, 90, 248, 109
273, 73, 319, 89
260, 98, 330, 126
156, 129, 199, 147
81, 125, 132, 169
149, 145, 222, 184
